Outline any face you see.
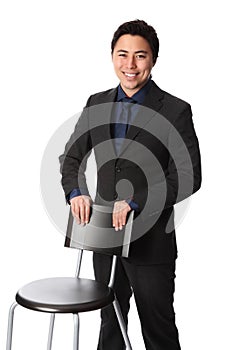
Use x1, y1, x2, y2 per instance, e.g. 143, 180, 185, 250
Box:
112, 34, 155, 97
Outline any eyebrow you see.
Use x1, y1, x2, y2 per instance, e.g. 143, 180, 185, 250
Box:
117, 49, 148, 54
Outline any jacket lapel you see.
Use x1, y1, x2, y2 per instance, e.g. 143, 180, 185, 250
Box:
119, 81, 164, 156
89, 87, 117, 157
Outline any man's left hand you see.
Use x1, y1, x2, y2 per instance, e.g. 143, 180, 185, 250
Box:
113, 200, 131, 231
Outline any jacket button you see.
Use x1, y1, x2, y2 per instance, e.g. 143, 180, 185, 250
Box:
115, 167, 121, 173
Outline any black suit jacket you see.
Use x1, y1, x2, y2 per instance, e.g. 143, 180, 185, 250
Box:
59, 81, 201, 264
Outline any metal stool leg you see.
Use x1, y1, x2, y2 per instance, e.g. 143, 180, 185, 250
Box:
47, 314, 55, 350
113, 299, 133, 350
73, 314, 80, 350
6, 302, 18, 350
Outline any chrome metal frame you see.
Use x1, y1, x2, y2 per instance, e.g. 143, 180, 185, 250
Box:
47, 314, 55, 350
113, 299, 132, 350
73, 314, 80, 350
6, 302, 18, 350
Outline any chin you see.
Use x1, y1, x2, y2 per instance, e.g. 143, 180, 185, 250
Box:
123, 82, 139, 90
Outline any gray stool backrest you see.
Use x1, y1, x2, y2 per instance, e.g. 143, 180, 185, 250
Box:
65, 204, 134, 257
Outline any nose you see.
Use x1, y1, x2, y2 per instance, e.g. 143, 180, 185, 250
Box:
126, 55, 136, 69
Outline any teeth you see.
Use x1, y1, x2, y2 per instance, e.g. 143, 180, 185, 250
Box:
125, 73, 137, 77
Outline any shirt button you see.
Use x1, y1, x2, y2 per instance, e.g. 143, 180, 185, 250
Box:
115, 167, 121, 173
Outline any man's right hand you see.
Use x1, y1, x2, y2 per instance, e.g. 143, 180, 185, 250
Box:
70, 195, 92, 225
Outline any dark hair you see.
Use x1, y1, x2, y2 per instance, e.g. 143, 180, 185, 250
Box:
111, 19, 159, 63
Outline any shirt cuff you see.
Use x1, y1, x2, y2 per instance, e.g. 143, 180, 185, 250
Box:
69, 188, 82, 200
125, 199, 139, 211
67, 188, 90, 204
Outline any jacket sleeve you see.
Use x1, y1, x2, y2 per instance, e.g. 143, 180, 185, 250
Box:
59, 97, 92, 200
134, 104, 202, 218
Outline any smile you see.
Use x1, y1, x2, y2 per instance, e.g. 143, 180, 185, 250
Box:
123, 72, 139, 77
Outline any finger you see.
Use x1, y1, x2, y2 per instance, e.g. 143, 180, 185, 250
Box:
112, 211, 117, 230
115, 212, 124, 231
79, 201, 85, 224
113, 205, 119, 231
71, 201, 80, 224
85, 202, 90, 224
118, 211, 126, 230
112, 203, 117, 225
121, 210, 128, 226
119, 213, 125, 230
115, 210, 121, 230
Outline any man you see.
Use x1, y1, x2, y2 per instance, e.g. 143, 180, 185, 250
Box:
59, 20, 201, 350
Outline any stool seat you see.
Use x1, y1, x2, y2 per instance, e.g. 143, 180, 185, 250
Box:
16, 277, 114, 314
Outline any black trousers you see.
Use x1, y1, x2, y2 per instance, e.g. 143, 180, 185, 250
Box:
93, 253, 181, 350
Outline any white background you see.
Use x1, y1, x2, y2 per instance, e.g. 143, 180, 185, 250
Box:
1, 0, 232, 349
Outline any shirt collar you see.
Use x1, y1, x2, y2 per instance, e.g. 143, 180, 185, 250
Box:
117, 76, 152, 104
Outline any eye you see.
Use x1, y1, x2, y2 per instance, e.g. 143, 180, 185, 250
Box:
118, 53, 127, 57
136, 54, 146, 59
